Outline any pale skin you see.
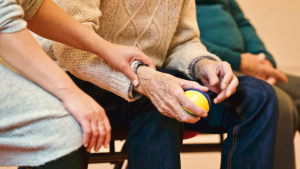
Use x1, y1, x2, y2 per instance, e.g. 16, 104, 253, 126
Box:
134, 59, 239, 123
240, 53, 287, 85
0, 0, 155, 152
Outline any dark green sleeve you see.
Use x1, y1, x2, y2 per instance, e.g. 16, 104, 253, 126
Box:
200, 38, 241, 71
228, 0, 277, 68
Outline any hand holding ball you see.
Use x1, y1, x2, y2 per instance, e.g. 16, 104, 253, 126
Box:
182, 89, 211, 117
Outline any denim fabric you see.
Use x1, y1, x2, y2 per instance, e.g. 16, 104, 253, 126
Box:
67, 70, 278, 169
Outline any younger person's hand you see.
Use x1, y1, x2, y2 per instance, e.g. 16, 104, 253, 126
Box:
57, 87, 111, 153
101, 43, 156, 86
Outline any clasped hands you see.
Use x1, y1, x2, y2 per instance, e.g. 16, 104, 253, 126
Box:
134, 59, 239, 124
240, 53, 287, 85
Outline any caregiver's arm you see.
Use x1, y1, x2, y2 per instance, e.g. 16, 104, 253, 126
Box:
27, 0, 155, 85
0, 29, 111, 152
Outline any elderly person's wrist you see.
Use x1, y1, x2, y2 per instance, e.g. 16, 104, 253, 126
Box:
192, 57, 217, 79
133, 66, 153, 95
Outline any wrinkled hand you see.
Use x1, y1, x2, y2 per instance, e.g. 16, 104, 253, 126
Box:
57, 87, 111, 152
194, 59, 239, 104
134, 66, 209, 123
101, 43, 156, 86
240, 53, 287, 85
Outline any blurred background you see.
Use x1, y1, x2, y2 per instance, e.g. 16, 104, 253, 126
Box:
1, 0, 300, 168
236, 0, 300, 75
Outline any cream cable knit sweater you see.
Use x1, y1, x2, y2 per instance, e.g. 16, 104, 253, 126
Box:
34, 0, 220, 102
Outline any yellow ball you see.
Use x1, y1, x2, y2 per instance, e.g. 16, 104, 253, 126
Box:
182, 89, 211, 117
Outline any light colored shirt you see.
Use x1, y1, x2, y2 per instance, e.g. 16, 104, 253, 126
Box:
0, 0, 43, 33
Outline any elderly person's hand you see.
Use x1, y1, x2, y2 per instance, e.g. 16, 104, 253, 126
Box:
193, 59, 239, 104
240, 53, 287, 85
134, 66, 209, 123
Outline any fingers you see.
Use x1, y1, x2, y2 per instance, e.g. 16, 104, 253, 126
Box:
264, 67, 288, 83
137, 52, 156, 70
92, 106, 111, 151
257, 53, 266, 63
206, 69, 219, 87
80, 120, 92, 148
87, 119, 99, 152
274, 70, 288, 83
121, 64, 139, 86
103, 116, 111, 148
220, 67, 234, 90
94, 120, 106, 152
225, 75, 239, 97
266, 77, 277, 85
177, 90, 208, 118
179, 79, 209, 92
214, 90, 226, 104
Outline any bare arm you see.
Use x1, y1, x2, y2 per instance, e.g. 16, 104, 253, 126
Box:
27, 0, 154, 85
0, 29, 110, 152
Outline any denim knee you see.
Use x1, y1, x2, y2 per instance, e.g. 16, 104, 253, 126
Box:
236, 76, 278, 121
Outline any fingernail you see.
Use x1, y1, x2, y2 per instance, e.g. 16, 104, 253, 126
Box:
202, 112, 208, 117
227, 90, 231, 96
133, 80, 138, 86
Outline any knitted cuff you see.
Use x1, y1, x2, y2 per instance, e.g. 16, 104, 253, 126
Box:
128, 61, 146, 100
189, 56, 218, 77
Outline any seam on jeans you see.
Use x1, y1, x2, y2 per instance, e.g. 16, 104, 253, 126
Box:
225, 101, 246, 122
227, 125, 238, 169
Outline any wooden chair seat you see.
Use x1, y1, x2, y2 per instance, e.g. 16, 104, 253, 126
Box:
89, 129, 224, 169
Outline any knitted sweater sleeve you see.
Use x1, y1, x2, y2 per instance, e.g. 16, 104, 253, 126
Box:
51, 0, 135, 102
164, 0, 220, 79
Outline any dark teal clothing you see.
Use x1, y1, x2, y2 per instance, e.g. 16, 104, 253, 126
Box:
195, 0, 276, 70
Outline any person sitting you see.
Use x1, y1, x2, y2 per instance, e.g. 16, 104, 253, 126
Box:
0, 0, 154, 168
35, 0, 279, 168
195, 0, 299, 168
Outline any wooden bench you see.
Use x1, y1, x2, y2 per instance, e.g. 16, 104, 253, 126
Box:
89, 129, 224, 169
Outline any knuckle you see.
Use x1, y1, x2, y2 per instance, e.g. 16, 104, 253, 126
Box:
107, 126, 112, 133
180, 115, 188, 122
120, 63, 128, 70
160, 105, 168, 113
85, 128, 92, 135
183, 101, 192, 110
165, 98, 174, 107
82, 113, 91, 120
99, 131, 106, 138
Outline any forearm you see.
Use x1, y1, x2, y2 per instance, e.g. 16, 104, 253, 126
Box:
0, 29, 78, 100
26, 0, 111, 59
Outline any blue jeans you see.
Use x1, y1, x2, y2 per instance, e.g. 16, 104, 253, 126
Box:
68, 70, 278, 169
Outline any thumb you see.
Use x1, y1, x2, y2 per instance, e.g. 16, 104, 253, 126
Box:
266, 77, 277, 85
122, 65, 139, 86
257, 53, 266, 63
